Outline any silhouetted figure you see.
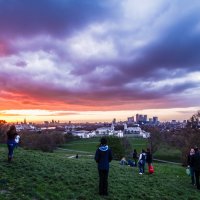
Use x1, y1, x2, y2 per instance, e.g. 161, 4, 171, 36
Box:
7, 125, 18, 162
191, 147, 200, 190
95, 137, 112, 196
76, 154, 78, 159
146, 148, 152, 167
133, 149, 138, 166
187, 148, 195, 185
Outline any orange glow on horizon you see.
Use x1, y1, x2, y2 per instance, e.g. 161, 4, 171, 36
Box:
0, 107, 198, 123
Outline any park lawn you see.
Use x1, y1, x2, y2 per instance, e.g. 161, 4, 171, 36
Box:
0, 146, 200, 200
60, 137, 148, 154
154, 145, 182, 163
128, 137, 148, 152
60, 137, 182, 163
60, 138, 99, 153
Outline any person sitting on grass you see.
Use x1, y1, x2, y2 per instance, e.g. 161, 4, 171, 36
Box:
120, 157, 128, 165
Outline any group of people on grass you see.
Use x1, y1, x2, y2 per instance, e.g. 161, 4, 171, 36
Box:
187, 147, 200, 190
94, 136, 200, 197
4, 125, 200, 196
120, 148, 154, 175
94, 137, 154, 196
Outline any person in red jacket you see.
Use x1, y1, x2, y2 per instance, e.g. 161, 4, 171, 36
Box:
95, 137, 112, 196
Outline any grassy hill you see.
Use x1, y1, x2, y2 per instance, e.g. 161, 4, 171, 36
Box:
59, 137, 182, 163
0, 144, 199, 200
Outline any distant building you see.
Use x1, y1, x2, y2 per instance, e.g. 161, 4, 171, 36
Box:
144, 115, 147, 122
127, 116, 134, 123
124, 123, 150, 138
136, 114, 139, 123
153, 116, 158, 123
124, 124, 141, 134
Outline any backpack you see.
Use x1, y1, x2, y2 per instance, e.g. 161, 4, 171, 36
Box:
148, 165, 154, 174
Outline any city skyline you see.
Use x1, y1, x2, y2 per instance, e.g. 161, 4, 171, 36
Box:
0, 0, 200, 123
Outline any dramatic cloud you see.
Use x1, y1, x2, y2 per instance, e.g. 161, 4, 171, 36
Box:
0, 0, 200, 121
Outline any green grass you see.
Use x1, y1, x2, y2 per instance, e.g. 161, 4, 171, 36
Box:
60, 137, 182, 163
128, 137, 148, 151
60, 138, 99, 153
60, 137, 148, 154
154, 146, 182, 163
0, 146, 200, 200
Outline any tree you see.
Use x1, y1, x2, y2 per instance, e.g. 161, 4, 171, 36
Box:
187, 110, 200, 129
143, 126, 162, 154
106, 136, 132, 160
0, 120, 7, 143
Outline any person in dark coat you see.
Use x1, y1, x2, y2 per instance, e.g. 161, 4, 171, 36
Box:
187, 148, 195, 185
95, 137, 112, 196
146, 148, 153, 167
7, 125, 18, 162
132, 149, 138, 166
191, 147, 200, 190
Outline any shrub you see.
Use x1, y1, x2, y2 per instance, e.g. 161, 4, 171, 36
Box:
20, 132, 65, 152
0, 123, 9, 143
106, 136, 132, 160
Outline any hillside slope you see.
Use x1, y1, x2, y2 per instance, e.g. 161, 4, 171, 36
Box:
0, 147, 199, 200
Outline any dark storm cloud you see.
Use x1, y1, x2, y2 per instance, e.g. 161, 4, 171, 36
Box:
0, 0, 200, 112
0, 0, 118, 38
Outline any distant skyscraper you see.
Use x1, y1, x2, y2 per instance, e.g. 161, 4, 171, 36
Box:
136, 114, 139, 122
127, 116, 134, 123
139, 115, 144, 122
144, 115, 147, 122
153, 116, 158, 123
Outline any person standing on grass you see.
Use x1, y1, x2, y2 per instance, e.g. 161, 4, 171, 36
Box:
138, 149, 146, 175
132, 149, 138, 166
191, 146, 200, 190
95, 137, 112, 196
187, 148, 195, 186
146, 148, 153, 166
7, 125, 18, 162
146, 148, 154, 174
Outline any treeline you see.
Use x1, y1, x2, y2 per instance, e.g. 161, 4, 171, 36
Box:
144, 111, 200, 165
0, 122, 77, 152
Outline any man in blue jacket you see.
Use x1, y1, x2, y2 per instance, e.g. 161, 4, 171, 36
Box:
95, 137, 112, 196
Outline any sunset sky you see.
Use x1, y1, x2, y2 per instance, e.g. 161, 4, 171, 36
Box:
0, 0, 200, 123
